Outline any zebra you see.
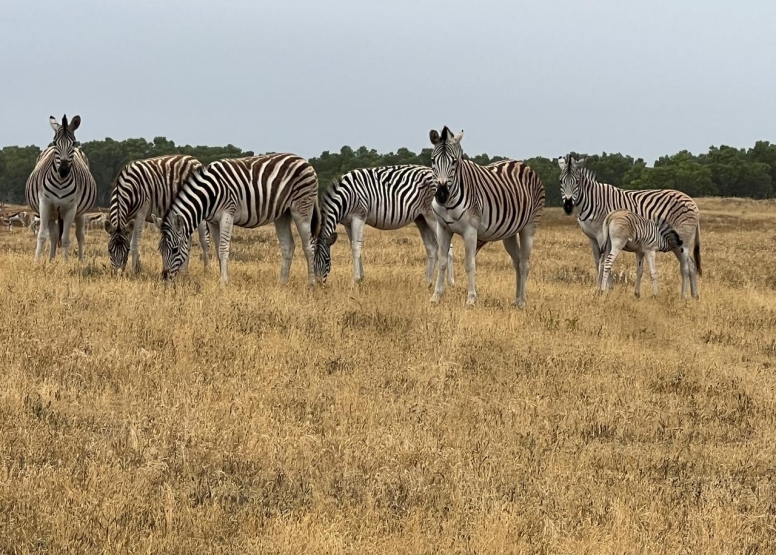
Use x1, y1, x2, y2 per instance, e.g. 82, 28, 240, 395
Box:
428, 126, 545, 307
314, 165, 455, 286
558, 154, 702, 300
597, 209, 684, 298
158, 153, 320, 285
105, 155, 211, 273
7, 211, 33, 230
25, 114, 97, 262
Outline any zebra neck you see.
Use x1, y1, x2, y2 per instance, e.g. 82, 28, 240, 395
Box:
577, 175, 619, 221
320, 186, 349, 238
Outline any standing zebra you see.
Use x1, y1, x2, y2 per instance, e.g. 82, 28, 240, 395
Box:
558, 154, 701, 300
429, 127, 545, 307
105, 155, 211, 273
158, 153, 320, 285
26, 115, 97, 262
597, 209, 684, 298
314, 165, 455, 285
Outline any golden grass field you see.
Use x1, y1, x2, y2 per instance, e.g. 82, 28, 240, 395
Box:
0, 198, 774, 554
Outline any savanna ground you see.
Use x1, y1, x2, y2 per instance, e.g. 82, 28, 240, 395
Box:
0, 198, 775, 554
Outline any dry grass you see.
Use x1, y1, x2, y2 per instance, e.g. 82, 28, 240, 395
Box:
0, 197, 774, 554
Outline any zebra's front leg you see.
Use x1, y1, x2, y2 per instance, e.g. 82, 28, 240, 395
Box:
350, 217, 366, 283
647, 250, 659, 297
59, 208, 77, 263
35, 202, 52, 263
274, 212, 295, 285
196, 222, 210, 270
217, 214, 234, 285
130, 215, 145, 272
446, 242, 455, 286
430, 224, 453, 304
462, 226, 478, 306
634, 250, 644, 299
74, 215, 86, 263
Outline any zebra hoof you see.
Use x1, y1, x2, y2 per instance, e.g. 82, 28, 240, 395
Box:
466, 296, 477, 307
430, 294, 441, 304
513, 299, 526, 309
634, 291, 641, 299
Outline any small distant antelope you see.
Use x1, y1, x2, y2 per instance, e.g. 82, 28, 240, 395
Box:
597, 209, 683, 298
7, 211, 33, 231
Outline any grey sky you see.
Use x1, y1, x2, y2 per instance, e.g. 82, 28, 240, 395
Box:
2, 0, 775, 164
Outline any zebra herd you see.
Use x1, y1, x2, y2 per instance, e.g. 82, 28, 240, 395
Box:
19, 115, 703, 305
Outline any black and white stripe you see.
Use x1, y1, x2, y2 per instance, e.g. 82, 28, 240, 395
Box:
598, 209, 683, 298
158, 153, 320, 285
106, 155, 211, 273
314, 165, 454, 285
429, 126, 545, 307
558, 154, 702, 300
26, 114, 97, 262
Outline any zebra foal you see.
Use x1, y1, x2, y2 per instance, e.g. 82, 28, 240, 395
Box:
158, 153, 320, 285
429, 127, 545, 307
314, 165, 454, 285
105, 155, 211, 273
558, 154, 701, 299
25, 115, 97, 262
597, 209, 683, 298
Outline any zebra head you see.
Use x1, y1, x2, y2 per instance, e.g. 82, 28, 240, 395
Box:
314, 232, 338, 284
558, 154, 587, 215
49, 114, 80, 179
105, 219, 135, 273
158, 211, 190, 280
429, 127, 465, 205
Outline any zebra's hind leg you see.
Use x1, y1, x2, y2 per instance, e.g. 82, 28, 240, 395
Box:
274, 211, 295, 285
515, 226, 538, 308
290, 205, 316, 287
502, 235, 521, 307
674, 247, 690, 300
414, 217, 438, 287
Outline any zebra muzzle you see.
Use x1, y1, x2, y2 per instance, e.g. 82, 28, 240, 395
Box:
563, 199, 574, 215
435, 185, 450, 205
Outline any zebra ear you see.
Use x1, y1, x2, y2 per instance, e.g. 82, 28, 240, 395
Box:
69, 115, 81, 132
557, 156, 567, 170
574, 155, 588, 168
49, 116, 60, 132
125, 219, 135, 233
429, 130, 440, 145
151, 214, 163, 230
327, 232, 338, 246
452, 130, 464, 144
103, 219, 115, 234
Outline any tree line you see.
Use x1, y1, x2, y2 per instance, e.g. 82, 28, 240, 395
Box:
1, 136, 774, 208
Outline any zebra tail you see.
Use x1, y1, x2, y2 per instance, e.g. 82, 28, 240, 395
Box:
658, 220, 683, 251
693, 221, 702, 277
310, 200, 321, 240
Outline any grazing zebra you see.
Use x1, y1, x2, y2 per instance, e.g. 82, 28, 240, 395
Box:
25, 115, 97, 262
597, 209, 684, 298
105, 155, 211, 273
558, 154, 702, 300
30, 216, 40, 235
314, 165, 455, 285
158, 153, 320, 285
428, 127, 545, 307
85, 213, 106, 231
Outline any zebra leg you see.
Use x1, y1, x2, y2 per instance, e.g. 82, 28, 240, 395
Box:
674, 247, 689, 300
130, 213, 145, 272
35, 202, 52, 263
59, 208, 77, 263
588, 235, 601, 279
601, 242, 623, 294
463, 226, 478, 306
273, 211, 295, 285
48, 219, 59, 260
430, 224, 453, 304
196, 222, 210, 270
502, 235, 521, 306
634, 250, 644, 299
414, 217, 437, 287
647, 250, 659, 297
217, 214, 234, 285
290, 206, 316, 287
516, 226, 537, 308
210, 221, 222, 270
687, 246, 699, 300
350, 217, 366, 283
74, 215, 86, 263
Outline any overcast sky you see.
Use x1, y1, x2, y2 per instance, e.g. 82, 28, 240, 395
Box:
2, 0, 775, 164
